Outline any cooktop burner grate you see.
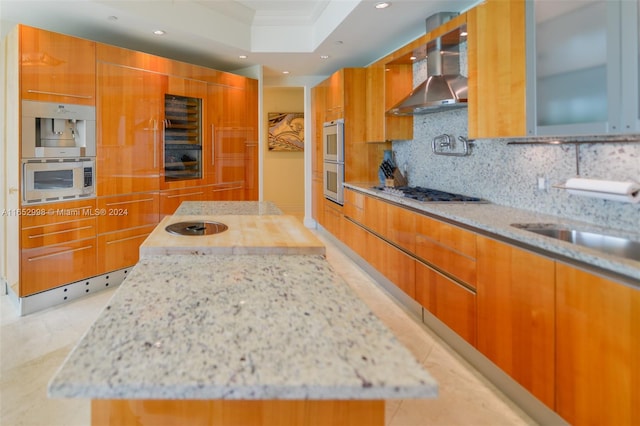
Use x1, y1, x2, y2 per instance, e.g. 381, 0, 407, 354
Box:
374, 186, 485, 202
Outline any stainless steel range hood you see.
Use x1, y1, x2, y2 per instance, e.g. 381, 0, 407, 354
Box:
387, 12, 468, 116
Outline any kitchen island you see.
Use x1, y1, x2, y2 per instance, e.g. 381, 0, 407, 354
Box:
48, 203, 438, 425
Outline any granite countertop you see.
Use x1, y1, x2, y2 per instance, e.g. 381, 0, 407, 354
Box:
345, 183, 640, 283
174, 201, 283, 216
48, 254, 438, 400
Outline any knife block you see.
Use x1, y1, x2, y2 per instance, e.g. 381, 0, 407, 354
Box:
385, 169, 407, 187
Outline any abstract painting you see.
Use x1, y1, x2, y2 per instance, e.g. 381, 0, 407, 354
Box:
268, 112, 304, 151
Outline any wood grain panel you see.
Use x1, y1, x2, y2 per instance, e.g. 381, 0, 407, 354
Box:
467, 0, 527, 138
415, 215, 476, 287
20, 199, 96, 228
555, 263, 640, 425
91, 399, 384, 426
97, 193, 159, 234
366, 233, 416, 299
20, 25, 96, 105
97, 225, 156, 274
386, 202, 416, 252
21, 217, 96, 249
97, 62, 164, 195
416, 261, 477, 346
20, 238, 97, 296
343, 188, 366, 224
476, 236, 555, 408
159, 187, 207, 217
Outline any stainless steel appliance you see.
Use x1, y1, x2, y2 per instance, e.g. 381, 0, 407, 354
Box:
22, 158, 95, 204
374, 186, 486, 203
22, 100, 96, 158
323, 119, 345, 204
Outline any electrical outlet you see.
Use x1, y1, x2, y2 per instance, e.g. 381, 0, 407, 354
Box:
537, 175, 548, 192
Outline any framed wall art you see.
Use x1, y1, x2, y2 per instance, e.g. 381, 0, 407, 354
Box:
268, 112, 304, 151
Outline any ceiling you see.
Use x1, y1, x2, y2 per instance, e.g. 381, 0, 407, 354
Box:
0, 0, 478, 79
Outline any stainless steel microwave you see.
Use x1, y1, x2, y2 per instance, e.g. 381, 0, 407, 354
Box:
22, 158, 95, 204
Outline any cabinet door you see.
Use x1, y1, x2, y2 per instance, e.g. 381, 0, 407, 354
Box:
97, 63, 164, 195
365, 64, 413, 142
20, 25, 96, 105
526, 0, 622, 135
476, 236, 555, 409
467, 0, 527, 138
366, 232, 415, 298
325, 70, 344, 121
416, 261, 477, 346
207, 83, 248, 192
555, 263, 639, 425
204, 183, 245, 201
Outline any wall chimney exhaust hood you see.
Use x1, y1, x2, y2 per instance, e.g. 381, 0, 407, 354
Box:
387, 12, 468, 116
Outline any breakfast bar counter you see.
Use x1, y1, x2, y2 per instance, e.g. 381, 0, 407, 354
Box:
48, 204, 437, 425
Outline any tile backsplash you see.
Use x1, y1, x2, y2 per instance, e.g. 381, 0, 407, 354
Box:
389, 48, 640, 233
391, 110, 640, 232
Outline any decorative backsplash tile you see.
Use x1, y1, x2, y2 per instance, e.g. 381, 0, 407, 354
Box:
391, 51, 640, 232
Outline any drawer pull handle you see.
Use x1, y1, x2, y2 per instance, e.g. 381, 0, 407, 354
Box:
211, 186, 243, 192
106, 233, 150, 245
27, 245, 93, 261
166, 191, 204, 199
105, 198, 154, 207
28, 225, 93, 239
26, 89, 93, 99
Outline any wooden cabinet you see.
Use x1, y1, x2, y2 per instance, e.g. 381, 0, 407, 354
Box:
20, 199, 97, 296
97, 225, 156, 273
467, 0, 527, 138
364, 64, 413, 142
416, 261, 476, 346
415, 215, 477, 287
555, 263, 639, 425
367, 233, 416, 298
204, 183, 245, 201
476, 236, 555, 409
322, 201, 344, 242
96, 193, 159, 234
20, 25, 96, 105
324, 70, 345, 121
159, 187, 207, 217
97, 63, 165, 195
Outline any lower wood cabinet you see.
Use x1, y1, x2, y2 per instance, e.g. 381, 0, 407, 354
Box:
366, 233, 415, 299
322, 201, 344, 241
415, 261, 477, 346
476, 236, 555, 409
97, 193, 160, 234
206, 182, 245, 201
97, 225, 156, 273
555, 263, 640, 425
21, 238, 97, 296
160, 187, 208, 217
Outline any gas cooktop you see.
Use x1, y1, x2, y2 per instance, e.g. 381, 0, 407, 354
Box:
373, 186, 486, 203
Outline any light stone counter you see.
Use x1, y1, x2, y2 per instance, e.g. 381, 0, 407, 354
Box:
345, 182, 640, 283
48, 254, 438, 400
174, 201, 283, 216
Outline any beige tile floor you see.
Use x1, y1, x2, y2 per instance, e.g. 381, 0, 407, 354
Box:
1, 229, 535, 426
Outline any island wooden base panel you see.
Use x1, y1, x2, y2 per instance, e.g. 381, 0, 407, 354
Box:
91, 399, 385, 426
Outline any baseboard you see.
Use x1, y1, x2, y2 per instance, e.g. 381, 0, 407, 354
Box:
5, 267, 131, 316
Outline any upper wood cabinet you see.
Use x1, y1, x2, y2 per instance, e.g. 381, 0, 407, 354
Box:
555, 263, 639, 425
97, 62, 165, 195
365, 64, 413, 142
20, 25, 96, 105
467, 0, 527, 138
476, 236, 555, 409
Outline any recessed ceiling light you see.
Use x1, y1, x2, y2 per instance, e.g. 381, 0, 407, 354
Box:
239, 55, 248, 59
282, 71, 290, 74
153, 30, 166, 36
320, 55, 330, 59
460, 31, 468, 37
409, 56, 417, 61
107, 16, 118, 21
375, 2, 391, 9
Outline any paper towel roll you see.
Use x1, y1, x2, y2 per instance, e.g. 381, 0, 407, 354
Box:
565, 178, 640, 203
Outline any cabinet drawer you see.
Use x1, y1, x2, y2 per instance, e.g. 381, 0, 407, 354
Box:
366, 233, 416, 299
343, 189, 365, 224
20, 199, 96, 228
97, 193, 159, 233
20, 238, 97, 296
205, 182, 245, 201
416, 261, 477, 346
415, 215, 477, 287
159, 187, 207, 216
21, 217, 96, 248
97, 225, 156, 274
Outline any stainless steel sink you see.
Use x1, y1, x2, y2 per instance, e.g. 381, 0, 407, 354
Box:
511, 223, 640, 261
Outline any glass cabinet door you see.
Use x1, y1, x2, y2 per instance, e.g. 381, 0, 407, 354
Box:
527, 0, 621, 135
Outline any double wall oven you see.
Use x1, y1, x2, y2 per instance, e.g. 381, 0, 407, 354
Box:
322, 119, 345, 205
